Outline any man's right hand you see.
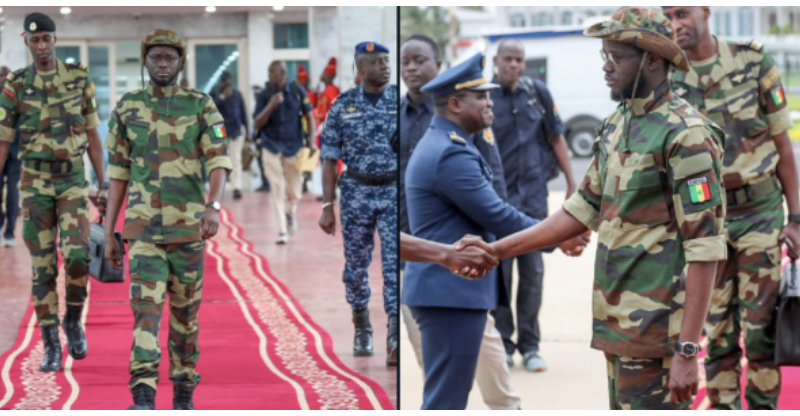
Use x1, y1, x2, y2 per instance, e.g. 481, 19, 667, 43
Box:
104, 236, 123, 270
445, 245, 499, 280
318, 205, 336, 236
269, 92, 284, 108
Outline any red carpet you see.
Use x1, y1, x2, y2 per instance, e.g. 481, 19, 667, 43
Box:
0, 208, 393, 410
692, 246, 800, 410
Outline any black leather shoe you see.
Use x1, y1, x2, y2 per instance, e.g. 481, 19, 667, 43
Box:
386, 315, 398, 366
173, 385, 195, 410
39, 324, 62, 372
127, 384, 156, 410
352, 309, 374, 357
63, 305, 88, 359
233, 189, 242, 199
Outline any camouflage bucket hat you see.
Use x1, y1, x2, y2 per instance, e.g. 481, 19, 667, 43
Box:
584, 7, 689, 72
141, 29, 186, 70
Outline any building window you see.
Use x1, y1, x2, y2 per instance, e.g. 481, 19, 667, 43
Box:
274, 23, 309, 49
510, 13, 526, 27
739, 7, 753, 36
562, 11, 573, 26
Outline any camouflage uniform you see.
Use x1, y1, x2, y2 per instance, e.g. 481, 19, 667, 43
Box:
105, 30, 232, 392
570, 8, 728, 409
671, 38, 793, 410
0, 59, 99, 327
321, 83, 398, 317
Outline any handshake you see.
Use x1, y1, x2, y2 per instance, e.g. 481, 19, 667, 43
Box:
445, 232, 592, 280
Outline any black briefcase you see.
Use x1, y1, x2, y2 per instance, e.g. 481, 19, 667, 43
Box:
89, 215, 125, 283
776, 241, 800, 366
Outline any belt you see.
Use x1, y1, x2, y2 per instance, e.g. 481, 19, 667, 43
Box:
726, 176, 780, 206
345, 169, 396, 186
23, 157, 84, 174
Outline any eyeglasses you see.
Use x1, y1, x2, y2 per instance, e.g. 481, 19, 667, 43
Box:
147, 55, 180, 65
599, 50, 641, 66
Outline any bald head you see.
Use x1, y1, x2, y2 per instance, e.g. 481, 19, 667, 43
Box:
494, 38, 526, 88
662, 6, 711, 51
268, 60, 287, 87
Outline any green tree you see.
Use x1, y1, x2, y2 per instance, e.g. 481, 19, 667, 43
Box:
400, 6, 450, 60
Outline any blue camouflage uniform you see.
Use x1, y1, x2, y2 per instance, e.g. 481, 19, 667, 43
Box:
321, 44, 398, 317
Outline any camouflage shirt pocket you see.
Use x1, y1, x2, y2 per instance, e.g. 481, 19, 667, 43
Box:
671, 150, 722, 215
618, 155, 671, 229
724, 81, 768, 139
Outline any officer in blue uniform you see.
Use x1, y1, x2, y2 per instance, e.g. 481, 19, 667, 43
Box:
319, 41, 398, 366
402, 52, 539, 410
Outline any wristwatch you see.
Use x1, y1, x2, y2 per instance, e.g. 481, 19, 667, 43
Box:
206, 201, 221, 212
98, 182, 109, 190
788, 213, 800, 224
675, 341, 701, 358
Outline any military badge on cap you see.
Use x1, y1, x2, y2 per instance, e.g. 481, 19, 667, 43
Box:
366, 43, 375, 52
30, 22, 37, 31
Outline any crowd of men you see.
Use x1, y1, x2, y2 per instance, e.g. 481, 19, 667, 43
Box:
400, 5, 797, 411
0, 11, 398, 410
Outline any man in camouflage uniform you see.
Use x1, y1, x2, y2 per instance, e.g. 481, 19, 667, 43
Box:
319, 41, 398, 365
463, 7, 728, 409
0, 12, 107, 373
663, 7, 799, 410
103, 29, 232, 410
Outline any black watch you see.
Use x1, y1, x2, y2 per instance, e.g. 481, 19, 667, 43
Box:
675, 341, 701, 358
789, 213, 800, 224
98, 182, 109, 190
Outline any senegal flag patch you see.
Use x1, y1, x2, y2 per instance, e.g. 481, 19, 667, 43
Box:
91, 97, 97, 110
212, 124, 227, 139
688, 177, 711, 204
772, 85, 785, 106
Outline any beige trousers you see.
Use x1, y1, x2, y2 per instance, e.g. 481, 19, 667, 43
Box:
228, 133, 244, 191
261, 150, 302, 235
401, 304, 521, 410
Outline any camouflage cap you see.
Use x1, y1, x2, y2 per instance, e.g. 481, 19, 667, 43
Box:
141, 29, 186, 70
584, 7, 689, 71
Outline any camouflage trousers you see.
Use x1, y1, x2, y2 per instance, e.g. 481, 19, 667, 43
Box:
339, 177, 398, 316
20, 168, 90, 327
128, 240, 206, 392
705, 190, 783, 410
605, 353, 691, 410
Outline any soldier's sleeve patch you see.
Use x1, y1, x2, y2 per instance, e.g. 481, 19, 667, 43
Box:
688, 177, 711, 204
771, 86, 785, 106
212, 124, 227, 139
90, 97, 97, 110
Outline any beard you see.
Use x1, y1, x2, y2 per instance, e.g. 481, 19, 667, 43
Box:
150, 71, 179, 88
610, 72, 646, 102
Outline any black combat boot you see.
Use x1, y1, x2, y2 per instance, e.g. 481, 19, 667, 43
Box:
127, 384, 156, 410
352, 309, 374, 357
63, 305, 88, 359
173, 385, 195, 410
39, 324, 62, 372
386, 315, 398, 366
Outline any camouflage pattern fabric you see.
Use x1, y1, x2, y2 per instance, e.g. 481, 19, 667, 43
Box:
705, 190, 783, 410
0, 59, 98, 327
584, 7, 690, 71
105, 84, 232, 244
128, 240, 205, 391
22, 169, 90, 326
562, 80, 727, 358
339, 175, 397, 315
0, 59, 101, 160
322, 84, 398, 316
671, 38, 792, 197
671, 37, 791, 410
605, 353, 691, 410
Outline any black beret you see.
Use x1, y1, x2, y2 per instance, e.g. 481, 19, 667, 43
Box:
24, 13, 56, 34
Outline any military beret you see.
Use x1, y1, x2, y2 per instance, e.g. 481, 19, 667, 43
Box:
24, 13, 56, 34
421, 52, 498, 98
355, 41, 389, 55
